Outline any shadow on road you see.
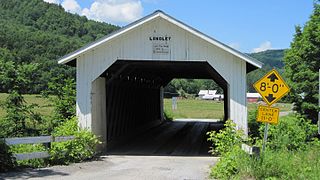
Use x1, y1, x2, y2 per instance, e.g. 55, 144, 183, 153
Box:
0, 168, 69, 179
106, 120, 224, 156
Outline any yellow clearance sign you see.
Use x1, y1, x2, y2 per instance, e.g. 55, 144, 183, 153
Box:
257, 105, 279, 124
253, 69, 290, 106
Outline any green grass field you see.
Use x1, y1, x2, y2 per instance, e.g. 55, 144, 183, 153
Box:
0, 93, 292, 120
164, 98, 292, 119
0, 93, 54, 119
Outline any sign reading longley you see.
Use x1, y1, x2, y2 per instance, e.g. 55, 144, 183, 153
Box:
150, 35, 171, 54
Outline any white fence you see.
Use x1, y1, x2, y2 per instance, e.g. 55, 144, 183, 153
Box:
3, 136, 74, 160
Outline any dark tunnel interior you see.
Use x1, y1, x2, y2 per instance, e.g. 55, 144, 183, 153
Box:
100, 60, 229, 156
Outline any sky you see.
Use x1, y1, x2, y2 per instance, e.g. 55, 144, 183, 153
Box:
43, 0, 315, 53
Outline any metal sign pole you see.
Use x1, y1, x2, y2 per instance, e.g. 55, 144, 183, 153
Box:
262, 123, 269, 152
318, 69, 320, 135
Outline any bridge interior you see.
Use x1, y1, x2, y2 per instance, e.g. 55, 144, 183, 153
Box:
100, 60, 228, 155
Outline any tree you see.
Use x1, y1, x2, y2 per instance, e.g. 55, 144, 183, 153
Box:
0, 58, 43, 137
284, 2, 320, 123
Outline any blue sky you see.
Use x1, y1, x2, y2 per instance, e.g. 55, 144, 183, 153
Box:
45, 0, 315, 53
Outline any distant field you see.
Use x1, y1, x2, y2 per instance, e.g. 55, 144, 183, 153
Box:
164, 98, 292, 119
0, 93, 54, 119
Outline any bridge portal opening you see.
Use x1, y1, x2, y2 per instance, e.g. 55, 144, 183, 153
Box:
97, 60, 229, 155
163, 78, 224, 121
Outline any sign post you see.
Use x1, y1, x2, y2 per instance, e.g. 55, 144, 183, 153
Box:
172, 97, 177, 110
253, 69, 290, 152
262, 123, 269, 152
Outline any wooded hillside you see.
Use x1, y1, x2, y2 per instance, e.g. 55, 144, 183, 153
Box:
0, 0, 119, 93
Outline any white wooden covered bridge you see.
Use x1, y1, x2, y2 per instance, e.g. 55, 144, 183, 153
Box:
58, 10, 262, 153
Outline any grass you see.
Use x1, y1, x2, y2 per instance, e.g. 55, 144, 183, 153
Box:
164, 98, 224, 119
0, 93, 54, 119
0, 93, 292, 120
164, 98, 292, 119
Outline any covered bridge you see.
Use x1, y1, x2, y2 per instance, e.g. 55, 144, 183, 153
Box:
58, 10, 262, 151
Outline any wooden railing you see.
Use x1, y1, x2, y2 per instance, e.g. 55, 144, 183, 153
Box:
3, 136, 74, 160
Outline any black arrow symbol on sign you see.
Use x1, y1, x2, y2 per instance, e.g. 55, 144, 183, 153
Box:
267, 73, 278, 82
265, 94, 276, 103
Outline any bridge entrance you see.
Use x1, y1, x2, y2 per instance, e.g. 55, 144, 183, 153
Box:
97, 60, 228, 154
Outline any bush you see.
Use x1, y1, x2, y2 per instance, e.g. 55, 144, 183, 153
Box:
209, 114, 320, 179
164, 110, 173, 121
207, 120, 244, 155
10, 144, 47, 168
248, 107, 261, 138
49, 117, 100, 165
210, 146, 249, 179
261, 114, 317, 150
234, 142, 320, 179
0, 141, 16, 172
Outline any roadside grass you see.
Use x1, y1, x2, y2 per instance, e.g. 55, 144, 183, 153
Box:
0, 93, 54, 119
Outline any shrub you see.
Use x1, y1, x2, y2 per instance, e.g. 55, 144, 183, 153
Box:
164, 110, 173, 121
210, 146, 249, 179
209, 114, 320, 179
261, 114, 317, 150
207, 120, 244, 155
0, 141, 16, 172
10, 144, 47, 168
247, 107, 261, 138
49, 117, 100, 165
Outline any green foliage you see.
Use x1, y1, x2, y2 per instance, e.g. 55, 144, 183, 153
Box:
10, 144, 47, 168
0, 59, 44, 137
163, 110, 173, 121
0, 140, 16, 172
0, 0, 119, 94
207, 120, 244, 155
164, 79, 223, 97
247, 107, 260, 138
233, 142, 320, 180
261, 114, 317, 151
283, 2, 320, 123
44, 77, 76, 125
209, 114, 320, 179
49, 117, 100, 165
210, 146, 248, 180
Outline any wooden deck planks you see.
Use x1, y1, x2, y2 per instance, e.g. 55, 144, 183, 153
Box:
107, 121, 223, 156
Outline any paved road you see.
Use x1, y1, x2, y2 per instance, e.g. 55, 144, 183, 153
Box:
1, 155, 218, 180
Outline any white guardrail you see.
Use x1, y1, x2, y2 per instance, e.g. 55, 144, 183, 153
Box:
2, 136, 74, 160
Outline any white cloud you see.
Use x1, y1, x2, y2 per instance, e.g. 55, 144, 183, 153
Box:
252, 41, 272, 53
228, 42, 241, 51
62, 0, 81, 14
43, 0, 143, 24
81, 0, 143, 24
43, 0, 60, 4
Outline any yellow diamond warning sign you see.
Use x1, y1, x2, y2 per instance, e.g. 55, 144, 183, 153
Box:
257, 105, 279, 124
253, 69, 290, 106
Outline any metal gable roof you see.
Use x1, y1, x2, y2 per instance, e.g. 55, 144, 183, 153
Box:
58, 10, 263, 69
